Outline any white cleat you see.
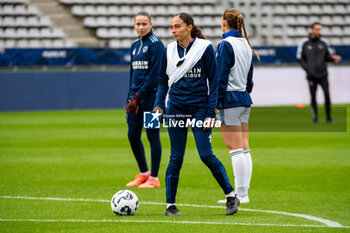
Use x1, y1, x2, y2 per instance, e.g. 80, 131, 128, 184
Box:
217, 195, 250, 204
237, 195, 249, 204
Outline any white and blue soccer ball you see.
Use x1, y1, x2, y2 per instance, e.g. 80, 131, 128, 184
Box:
111, 190, 139, 216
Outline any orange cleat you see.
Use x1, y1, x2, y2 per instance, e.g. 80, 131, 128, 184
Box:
126, 171, 150, 187
138, 177, 160, 188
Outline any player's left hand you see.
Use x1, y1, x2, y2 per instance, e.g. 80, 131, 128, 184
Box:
332, 55, 341, 63
126, 93, 140, 114
203, 118, 216, 131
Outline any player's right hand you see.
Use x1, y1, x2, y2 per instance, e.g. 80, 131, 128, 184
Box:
152, 107, 163, 114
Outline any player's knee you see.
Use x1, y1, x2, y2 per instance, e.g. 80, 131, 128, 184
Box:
169, 155, 183, 168
199, 152, 215, 163
146, 129, 160, 143
128, 129, 139, 143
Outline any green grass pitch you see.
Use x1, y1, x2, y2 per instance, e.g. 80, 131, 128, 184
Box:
0, 106, 349, 232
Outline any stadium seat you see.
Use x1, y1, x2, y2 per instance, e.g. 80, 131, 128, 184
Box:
332, 16, 343, 25
85, 6, 96, 16
345, 15, 350, 24
96, 6, 108, 15
14, 16, 26, 27
40, 17, 52, 27
52, 39, 65, 48
108, 17, 119, 26
72, 6, 84, 16
321, 26, 331, 36
332, 26, 343, 36
5, 39, 16, 47
28, 28, 40, 38
322, 5, 333, 14
345, 26, 350, 36
334, 4, 346, 14
155, 27, 169, 38
65, 40, 77, 47
3, 16, 15, 27
310, 5, 321, 14
41, 39, 52, 47
17, 39, 28, 47
28, 17, 40, 27
109, 28, 119, 37
29, 39, 41, 48
97, 28, 110, 38
108, 5, 118, 15
329, 37, 342, 45
286, 5, 297, 14
40, 28, 51, 38
27, 6, 40, 15
343, 37, 350, 44
96, 17, 108, 26
298, 5, 309, 14
16, 28, 28, 38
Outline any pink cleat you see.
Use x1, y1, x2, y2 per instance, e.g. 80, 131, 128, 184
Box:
138, 177, 160, 188
126, 171, 150, 187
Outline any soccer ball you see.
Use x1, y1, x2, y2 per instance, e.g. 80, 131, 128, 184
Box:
111, 190, 139, 216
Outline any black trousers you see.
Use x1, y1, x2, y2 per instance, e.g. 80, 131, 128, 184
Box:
307, 75, 331, 120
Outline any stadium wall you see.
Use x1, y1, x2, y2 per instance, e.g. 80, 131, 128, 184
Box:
0, 66, 349, 112
0, 70, 129, 111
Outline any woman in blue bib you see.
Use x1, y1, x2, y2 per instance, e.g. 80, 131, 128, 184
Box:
154, 12, 238, 216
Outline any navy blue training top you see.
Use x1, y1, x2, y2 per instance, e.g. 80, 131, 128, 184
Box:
128, 30, 165, 102
216, 30, 254, 109
154, 37, 218, 118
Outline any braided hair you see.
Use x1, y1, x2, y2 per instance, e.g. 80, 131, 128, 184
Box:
223, 8, 260, 61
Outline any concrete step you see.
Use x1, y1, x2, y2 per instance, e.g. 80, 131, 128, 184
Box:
28, 0, 101, 47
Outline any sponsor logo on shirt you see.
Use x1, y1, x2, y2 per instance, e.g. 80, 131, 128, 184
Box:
143, 46, 148, 53
132, 60, 148, 70
184, 68, 202, 78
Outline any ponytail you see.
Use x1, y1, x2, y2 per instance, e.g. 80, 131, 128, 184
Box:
191, 25, 205, 39
223, 8, 260, 62
175, 12, 206, 39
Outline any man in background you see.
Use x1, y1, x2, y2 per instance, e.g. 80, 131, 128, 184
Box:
296, 22, 341, 123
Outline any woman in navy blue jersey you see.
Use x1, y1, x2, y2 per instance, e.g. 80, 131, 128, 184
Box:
153, 13, 238, 216
216, 8, 259, 204
125, 11, 164, 188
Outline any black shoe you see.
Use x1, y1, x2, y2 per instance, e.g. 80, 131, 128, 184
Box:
226, 196, 240, 215
165, 205, 181, 216
326, 118, 334, 124
312, 118, 318, 124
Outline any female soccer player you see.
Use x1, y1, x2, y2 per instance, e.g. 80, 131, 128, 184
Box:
216, 8, 259, 203
125, 11, 164, 188
153, 13, 239, 216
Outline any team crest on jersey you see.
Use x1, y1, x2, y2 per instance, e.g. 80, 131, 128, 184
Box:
318, 44, 323, 50
132, 49, 136, 55
307, 45, 313, 50
143, 46, 148, 53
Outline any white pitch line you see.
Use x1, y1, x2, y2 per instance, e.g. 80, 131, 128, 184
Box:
0, 218, 349, 229
0, 195, 345, 228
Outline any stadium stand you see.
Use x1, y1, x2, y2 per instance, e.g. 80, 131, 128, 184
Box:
1, 0, 350, 48
0, 0, 78, 48
227, 0, 350, 46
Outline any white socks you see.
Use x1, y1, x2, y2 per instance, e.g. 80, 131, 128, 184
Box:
141, 171, 149, 176
230, 149, 252, 197
225, 191, 235, 198
244, 149, 252, 188
167, 203, 175, 208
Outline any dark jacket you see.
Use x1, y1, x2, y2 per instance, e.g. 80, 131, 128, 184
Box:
296, 35, 334, 79
128, 30, 164, 102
